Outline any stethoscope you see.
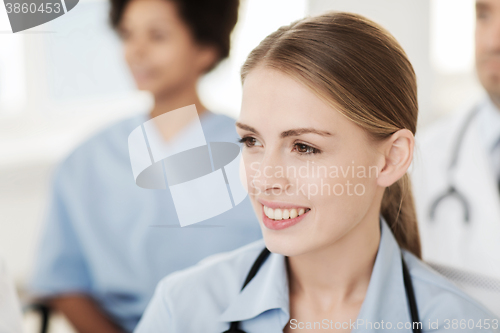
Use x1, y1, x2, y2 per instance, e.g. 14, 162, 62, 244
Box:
428, 105, 482, 224
223, 247, 422, 333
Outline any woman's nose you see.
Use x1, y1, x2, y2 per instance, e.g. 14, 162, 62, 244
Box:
250, 154, 291, 196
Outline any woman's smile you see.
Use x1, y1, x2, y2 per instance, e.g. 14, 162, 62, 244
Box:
258, 198, 312, 230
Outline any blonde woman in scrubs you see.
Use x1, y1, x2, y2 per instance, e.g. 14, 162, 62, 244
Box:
135, 12, 500, 333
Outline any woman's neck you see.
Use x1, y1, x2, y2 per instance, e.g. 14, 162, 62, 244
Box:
149, 83, 207, 142
150, 83, 206, 118
286, 212, 381, 313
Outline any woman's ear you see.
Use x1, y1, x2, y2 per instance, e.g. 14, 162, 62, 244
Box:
376, 129, 414, 187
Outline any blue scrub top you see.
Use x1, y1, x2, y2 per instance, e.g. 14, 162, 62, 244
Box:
134, 217, 500, 333
28, 110, 263, 332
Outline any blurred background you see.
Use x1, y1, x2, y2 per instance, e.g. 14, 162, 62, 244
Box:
0, 0, 481, 331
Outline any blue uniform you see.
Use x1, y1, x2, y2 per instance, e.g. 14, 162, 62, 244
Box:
135, 217, 500, 332
28, 110, 262, 332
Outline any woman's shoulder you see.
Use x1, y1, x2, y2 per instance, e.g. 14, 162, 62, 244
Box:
403, 251, 499, 327
158, 238, 266, 303
135, 239, 267, 332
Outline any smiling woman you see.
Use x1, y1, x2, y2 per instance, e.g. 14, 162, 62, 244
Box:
134, 12, 500, 333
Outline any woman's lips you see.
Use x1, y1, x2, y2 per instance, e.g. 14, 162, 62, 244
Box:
261, 204, 310, 230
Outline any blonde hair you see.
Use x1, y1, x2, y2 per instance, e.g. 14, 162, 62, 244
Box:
241, 12, 421, 258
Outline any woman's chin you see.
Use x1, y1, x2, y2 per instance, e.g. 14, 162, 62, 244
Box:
262, 231, 310, 257
135, 83, 155, 93
133, 79, 163, 95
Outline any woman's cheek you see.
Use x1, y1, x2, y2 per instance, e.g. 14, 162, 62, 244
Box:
294, 160, 373, 201
239, 154, 250, 193
239, 153, 260, 195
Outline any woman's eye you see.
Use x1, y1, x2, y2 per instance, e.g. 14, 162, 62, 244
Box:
477, 11, 488, 20
476, 7, 492, 21
293, 143, 320, 155
237, 137, 319, 154
238, 136, 262, 148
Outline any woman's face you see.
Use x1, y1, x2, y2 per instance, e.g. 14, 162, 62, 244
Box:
119, 0, 216, 97
237, 67, 386, 257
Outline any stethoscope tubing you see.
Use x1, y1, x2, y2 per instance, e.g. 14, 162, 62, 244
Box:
224, 248, 422, 333
428, 105, 482, 224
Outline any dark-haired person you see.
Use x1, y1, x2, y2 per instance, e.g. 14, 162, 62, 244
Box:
28, 0, 261, 332
135, 12, 499, 333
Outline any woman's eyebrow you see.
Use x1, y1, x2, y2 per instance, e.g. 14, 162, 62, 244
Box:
476, 1, 490, 12
236, 122, 332, 138
280, 128, 333, 138
236, 122, 260, 135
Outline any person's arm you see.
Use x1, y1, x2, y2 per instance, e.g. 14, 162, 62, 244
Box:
49, 294, 124, 333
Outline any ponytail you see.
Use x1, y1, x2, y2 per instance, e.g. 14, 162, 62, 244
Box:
381, 173, 421, 258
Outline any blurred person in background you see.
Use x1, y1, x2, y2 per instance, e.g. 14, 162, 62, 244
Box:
27, 0, 262, 332
0, 257, 24, 333
412, 0, 500, 279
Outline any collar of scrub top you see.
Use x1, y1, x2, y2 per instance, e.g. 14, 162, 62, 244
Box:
218, 216, 412, 330
479, 95, 500, 181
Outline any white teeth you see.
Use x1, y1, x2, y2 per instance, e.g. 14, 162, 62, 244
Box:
263, 205, 309, 220
268, 207, 274, 219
